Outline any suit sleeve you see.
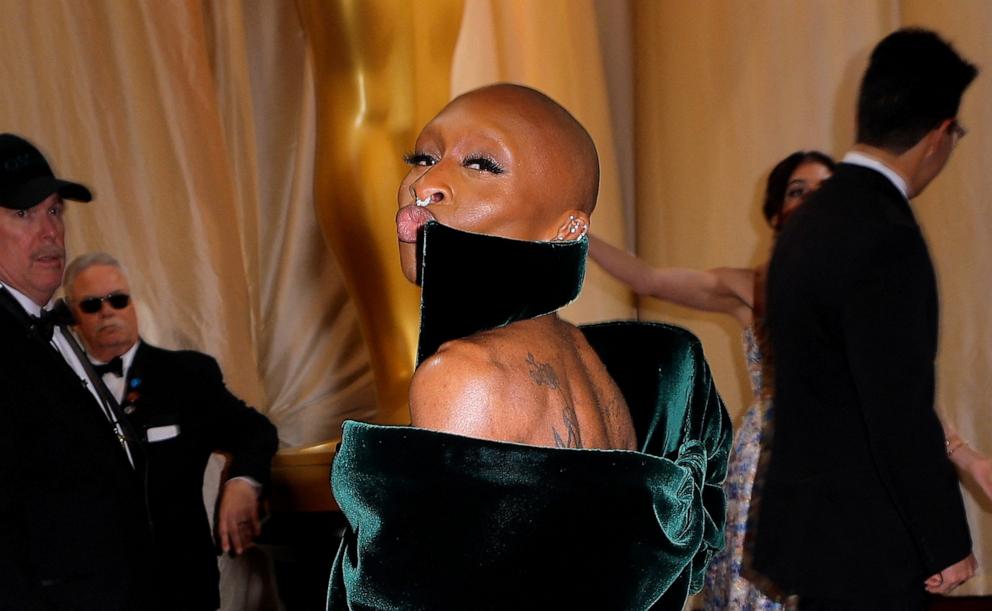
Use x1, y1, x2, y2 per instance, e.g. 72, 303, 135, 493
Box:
0, 383, 50, 610
842, 224, 971, 573
194, 355, 278, 489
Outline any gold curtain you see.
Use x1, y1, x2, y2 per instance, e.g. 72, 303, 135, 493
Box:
2, 0, 990, 605
0, 1, 377, 607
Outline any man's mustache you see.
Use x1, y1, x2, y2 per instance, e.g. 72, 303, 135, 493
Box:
96, 320, 125, 333
33, 245, 65, 260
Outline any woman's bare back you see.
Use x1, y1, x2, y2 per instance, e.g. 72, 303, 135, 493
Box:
410, 314, 637, 451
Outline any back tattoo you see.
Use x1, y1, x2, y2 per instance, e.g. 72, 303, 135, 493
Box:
525, 353, 582, 448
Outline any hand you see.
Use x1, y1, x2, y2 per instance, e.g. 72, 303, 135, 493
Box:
217, 478, 261, 555
956, 448, 992, 505
943, 422, 992, 505
970, 454, 992, 504
925, 553, 977, 594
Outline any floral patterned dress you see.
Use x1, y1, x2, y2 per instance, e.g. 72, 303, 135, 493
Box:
701, 324, 792, 610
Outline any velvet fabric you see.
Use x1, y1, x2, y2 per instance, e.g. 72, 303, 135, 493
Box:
327, 223, 731, 610
416, 220, 587, 364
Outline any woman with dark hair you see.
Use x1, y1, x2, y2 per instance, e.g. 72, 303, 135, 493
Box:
763, 151, 835, 231
588, 151, 834, 610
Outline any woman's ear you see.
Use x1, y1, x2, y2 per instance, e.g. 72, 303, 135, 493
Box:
551, 210, 590, 241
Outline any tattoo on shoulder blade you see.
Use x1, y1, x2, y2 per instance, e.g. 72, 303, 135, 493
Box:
526, 353, 560, 389
526, 353, 582, 448
552, 407, 583, 449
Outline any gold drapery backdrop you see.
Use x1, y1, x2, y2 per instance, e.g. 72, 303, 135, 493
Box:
2, 0, 989, 606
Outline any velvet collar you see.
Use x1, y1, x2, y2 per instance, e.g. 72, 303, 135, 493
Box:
416, 221, 587, 365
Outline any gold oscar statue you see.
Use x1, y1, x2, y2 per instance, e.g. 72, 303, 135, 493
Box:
270, 0, 465, 511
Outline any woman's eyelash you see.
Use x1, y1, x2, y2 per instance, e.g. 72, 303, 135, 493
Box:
403, 151, 437, 167
464, 155, 504, 174
402, 151, 503, 174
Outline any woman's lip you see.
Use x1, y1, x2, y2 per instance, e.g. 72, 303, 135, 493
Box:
396, 204, 436, 243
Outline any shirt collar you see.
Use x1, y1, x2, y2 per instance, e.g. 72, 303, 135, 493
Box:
842, 151, 910, 201
0, 281, 54, 317
120, 339, 140, 373
90, 338, 140, 372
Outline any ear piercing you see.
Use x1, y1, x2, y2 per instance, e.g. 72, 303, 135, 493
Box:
554, 216, 588, 241
567, 215, 588, 238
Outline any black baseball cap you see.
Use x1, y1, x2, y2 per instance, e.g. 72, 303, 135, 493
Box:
0, 133, 92, 210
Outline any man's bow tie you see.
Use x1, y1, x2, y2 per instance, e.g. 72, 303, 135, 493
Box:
29, 300, 75, 342
92, 356, 124, 378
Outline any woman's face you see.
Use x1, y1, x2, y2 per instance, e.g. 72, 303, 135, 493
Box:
394, 89, 575, 283
777, 161, 832, 226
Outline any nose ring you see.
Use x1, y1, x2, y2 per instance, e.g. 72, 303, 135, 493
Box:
415, 192, 441, 207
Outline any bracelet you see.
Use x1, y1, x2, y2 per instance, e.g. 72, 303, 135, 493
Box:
946, 437, 967, 456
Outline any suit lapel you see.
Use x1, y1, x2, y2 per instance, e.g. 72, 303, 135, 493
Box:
124, 341, 149, 411
0, 302, 142, 474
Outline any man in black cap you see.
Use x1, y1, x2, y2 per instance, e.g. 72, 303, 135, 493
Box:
0, 133, 157, 610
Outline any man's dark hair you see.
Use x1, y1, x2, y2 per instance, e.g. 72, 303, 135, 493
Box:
857, 28, 977, 153
763, 150, 835, 229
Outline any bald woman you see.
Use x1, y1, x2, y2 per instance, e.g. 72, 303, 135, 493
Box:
395, 83, 636, 451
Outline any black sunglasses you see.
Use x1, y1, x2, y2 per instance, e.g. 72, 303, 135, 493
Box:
77, 293, 131, 314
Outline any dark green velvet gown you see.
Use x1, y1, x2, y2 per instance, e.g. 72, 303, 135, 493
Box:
327, 222, 732, 610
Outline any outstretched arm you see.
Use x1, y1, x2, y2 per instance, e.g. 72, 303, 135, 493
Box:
588, 235, 754, 324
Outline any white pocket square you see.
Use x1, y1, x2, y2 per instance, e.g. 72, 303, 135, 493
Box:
147, 424, 180, 443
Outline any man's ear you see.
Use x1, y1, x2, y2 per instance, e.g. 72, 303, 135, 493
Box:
551, 210, 590, 241
924, 118, 956, 158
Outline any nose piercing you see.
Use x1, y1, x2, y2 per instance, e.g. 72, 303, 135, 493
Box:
415, 192, 441, 207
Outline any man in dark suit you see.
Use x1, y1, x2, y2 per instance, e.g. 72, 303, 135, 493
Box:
62, 251, 279, 611
0, 133, 156, 610
754, 29, 978, 610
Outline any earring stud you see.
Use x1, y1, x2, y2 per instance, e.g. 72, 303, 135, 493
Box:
566, 215, 587, 237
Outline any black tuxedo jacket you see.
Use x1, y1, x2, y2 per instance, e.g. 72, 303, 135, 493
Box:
0, 299, 156, 611
123, 341, 278, 611
753, 163, 972, 597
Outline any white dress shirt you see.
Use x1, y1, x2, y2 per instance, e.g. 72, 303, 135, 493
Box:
92, 340, 140, 404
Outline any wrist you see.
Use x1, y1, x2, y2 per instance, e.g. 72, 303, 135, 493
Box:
226, 476, 262, 496
946, 436, 967, 456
